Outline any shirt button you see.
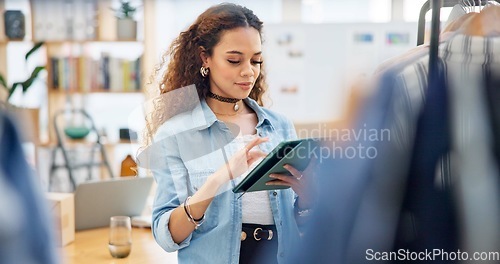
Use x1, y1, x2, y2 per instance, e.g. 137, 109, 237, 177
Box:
273, 191, 277, 196
258, 132, 263, 137
280, 253, 284, 257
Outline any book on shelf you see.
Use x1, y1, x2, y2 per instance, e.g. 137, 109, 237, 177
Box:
101, 53, 110, 91
49, 54, 141, 93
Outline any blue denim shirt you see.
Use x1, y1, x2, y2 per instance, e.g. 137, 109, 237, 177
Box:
150, 97, 300, 263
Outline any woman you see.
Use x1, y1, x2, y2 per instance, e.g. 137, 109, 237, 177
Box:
145, 3, 313, 263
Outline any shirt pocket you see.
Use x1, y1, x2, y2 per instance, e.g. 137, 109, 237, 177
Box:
188, 169, 219, 232
188, 169, 215, 191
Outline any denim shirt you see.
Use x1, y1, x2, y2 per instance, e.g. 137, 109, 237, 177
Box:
150, 97, 300, 263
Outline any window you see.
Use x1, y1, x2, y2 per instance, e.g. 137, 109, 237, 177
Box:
403, 0, 454, 22
301, 0, 391, 23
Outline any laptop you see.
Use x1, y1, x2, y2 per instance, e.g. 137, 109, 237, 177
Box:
74, 176, 154, 231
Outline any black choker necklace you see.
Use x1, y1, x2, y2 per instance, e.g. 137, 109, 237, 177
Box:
207, 91, 241, 112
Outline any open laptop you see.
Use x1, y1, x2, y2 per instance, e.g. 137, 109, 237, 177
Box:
74, 176, 154, 231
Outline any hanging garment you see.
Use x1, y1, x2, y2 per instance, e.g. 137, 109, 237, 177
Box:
0, 111, 59, 264
445, 4, 467, 29
395, 58, 459, 257
288, 59, 421, 263
485, 64, 500, 167
444, 35, 500, 259
289, 33, 500, 263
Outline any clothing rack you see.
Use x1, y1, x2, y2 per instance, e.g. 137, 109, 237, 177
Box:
428, 0, 442, 84
417, 0, 500, 45
422, 0, 500, 88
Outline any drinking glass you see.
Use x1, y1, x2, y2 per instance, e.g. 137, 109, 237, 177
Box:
108, 216, 132, 258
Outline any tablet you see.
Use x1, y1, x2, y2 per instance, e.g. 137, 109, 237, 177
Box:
232, 138, 319, 193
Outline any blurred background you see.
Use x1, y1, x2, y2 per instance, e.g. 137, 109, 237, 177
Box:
3, 0, 496, 263
0, 0, 444, 189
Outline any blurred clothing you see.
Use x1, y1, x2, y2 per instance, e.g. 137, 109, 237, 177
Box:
0, 111, 58, 264
291, 67, 416, 263
485, 65, 500, 168
398, 58, 458, 259
290, 34, 500, 263
445, 35, 500, 257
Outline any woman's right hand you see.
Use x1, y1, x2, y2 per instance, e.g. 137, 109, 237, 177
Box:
216, 137, 268, 185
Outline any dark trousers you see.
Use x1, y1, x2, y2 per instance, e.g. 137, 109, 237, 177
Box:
239, 224, 278, 264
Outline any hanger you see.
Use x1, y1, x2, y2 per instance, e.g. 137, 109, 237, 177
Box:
446, 3, 469, 29
486, 0, 500, 7
462, 0, 471, 12
447, 4, 467, 24
417, 0, 500, 45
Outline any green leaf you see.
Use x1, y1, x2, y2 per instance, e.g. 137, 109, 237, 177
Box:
0, 75, 7, 90
8, 82, 22, 100
21, 66, 45, 93
3, 42, 46, 102
25, 42, 45, 61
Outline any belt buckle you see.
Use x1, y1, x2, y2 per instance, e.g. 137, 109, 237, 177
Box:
267, 229, 273, 240
253, 227, 262, 241
252, 227, 273, 241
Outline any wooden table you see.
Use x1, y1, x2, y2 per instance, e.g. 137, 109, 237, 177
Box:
62, 227, 177, 264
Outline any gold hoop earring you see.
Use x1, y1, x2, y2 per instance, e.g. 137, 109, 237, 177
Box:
200, 66, 209, 77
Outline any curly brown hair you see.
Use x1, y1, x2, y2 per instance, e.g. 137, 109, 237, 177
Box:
144, 3, 268, 145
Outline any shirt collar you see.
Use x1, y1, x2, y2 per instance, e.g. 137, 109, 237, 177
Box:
193, 97, 274, 131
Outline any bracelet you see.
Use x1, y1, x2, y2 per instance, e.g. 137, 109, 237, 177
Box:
183, 196, 205, 229
296, 207, 312, 217
294, 198, 312, 217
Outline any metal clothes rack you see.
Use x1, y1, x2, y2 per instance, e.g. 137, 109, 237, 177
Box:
417, 0, 500, 46
428, 0, 442, 83
419, 0, 500, 189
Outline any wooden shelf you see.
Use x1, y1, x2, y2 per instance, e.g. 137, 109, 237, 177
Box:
48, 89, 143, 95
39, 138, 138, 148
0, 40, 35, 44
39, 40, 143, 45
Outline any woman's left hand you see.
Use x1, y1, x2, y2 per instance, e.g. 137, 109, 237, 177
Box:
266, 161, 316, 209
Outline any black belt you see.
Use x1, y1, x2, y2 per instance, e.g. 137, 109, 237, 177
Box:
241, 224, 276, 241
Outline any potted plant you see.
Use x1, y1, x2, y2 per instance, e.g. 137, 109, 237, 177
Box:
0, 41, 45, 143
114, 0, 139, 40
0, 42, 45, 103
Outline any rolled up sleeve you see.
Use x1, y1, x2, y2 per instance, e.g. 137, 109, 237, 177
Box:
153, 206, 192, 252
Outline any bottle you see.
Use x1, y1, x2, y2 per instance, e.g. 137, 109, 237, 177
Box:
120, 154, 137, 177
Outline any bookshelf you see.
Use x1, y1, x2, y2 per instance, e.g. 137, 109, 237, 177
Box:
0, 0, 156, 144
0, 0, 156, 182
3, 0, 155, 180
41, 0, 146, 144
